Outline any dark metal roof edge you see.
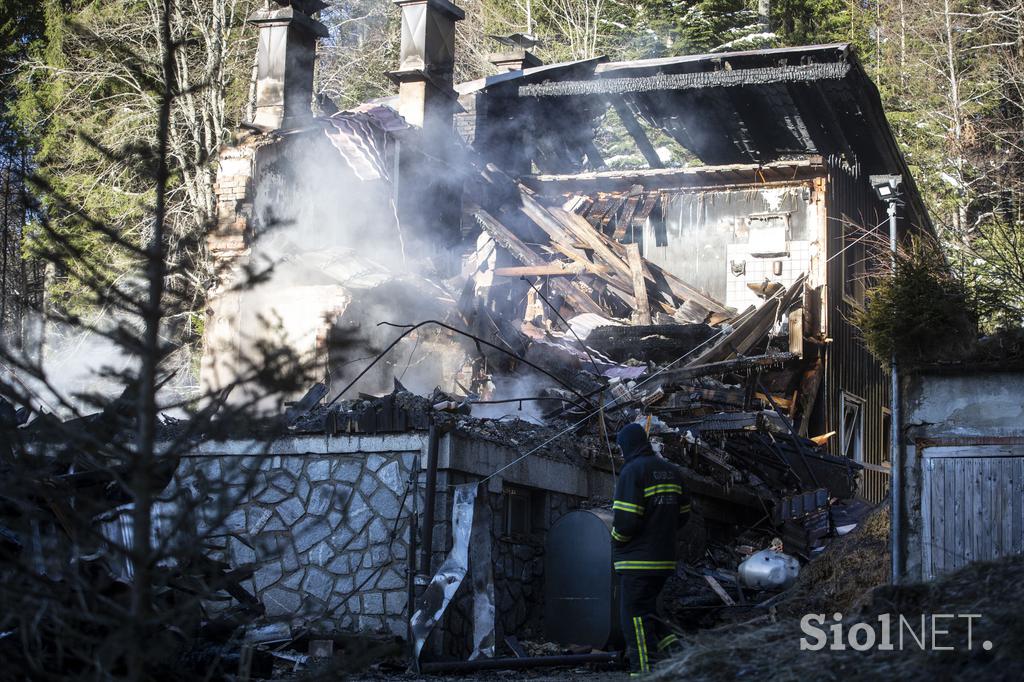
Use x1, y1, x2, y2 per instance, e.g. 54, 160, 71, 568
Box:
455, 56, 608, 96
594, 43, 852, 76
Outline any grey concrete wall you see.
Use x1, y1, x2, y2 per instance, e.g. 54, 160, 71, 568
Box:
901, 370, 1024, 582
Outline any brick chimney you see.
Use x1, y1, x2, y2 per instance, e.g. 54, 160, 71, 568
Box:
388, 0, 464, 134
248, 0, 329, 130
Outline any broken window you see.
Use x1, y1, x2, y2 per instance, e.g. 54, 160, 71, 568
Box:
503, 485, 547, 537
840, 392, 865, 463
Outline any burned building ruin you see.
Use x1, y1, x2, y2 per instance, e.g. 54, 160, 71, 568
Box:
188, 0, 935, 662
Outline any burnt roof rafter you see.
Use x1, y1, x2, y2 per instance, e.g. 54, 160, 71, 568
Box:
516, 62, 851, 98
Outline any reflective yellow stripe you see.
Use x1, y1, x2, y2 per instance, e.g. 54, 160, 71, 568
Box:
643, 483, 682, 497
611, 528, 631, 542
613, 500, 645, 515
679, 504, 692, 514
614, 560, 677, 570
636, 617, 649, 672
657, 634, 679, 651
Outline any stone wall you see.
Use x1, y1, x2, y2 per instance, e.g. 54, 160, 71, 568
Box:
177, 431, 613, 652
181, 435, 425, 637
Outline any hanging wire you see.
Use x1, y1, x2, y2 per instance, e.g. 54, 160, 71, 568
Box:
476, 280, 801, 484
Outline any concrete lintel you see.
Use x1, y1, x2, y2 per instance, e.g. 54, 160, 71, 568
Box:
431, 433, 596, 497
179, 432, 427, 457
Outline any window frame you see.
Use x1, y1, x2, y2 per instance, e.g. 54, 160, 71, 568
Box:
840, 391, 866, 464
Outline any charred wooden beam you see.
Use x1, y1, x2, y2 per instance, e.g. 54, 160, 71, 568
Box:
624, 243, 652, 325
519, 158, 824, 194
611, 98, 664, 169
517, 62, 851, 97
474, 210, 605, 315
654, 352, 800, 387
687, 274, 806, 366
492, 264, 588, 277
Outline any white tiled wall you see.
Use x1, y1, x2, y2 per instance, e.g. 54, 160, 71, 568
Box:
725, 240, 811, 311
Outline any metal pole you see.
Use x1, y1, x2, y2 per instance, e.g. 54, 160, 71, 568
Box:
420, 422, 440, 575
888, 198, 902, 585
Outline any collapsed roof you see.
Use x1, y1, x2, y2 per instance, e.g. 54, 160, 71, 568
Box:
459, 43, 931, 233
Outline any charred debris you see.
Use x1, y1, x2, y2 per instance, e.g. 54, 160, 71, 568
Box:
0, 155, 867, 674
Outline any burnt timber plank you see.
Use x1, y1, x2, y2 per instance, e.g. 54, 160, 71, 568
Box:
493, 264, 586, 277
687, 274, 806, 366
474, 210, 605, 315
614, 192, 642, 241
517, 62, 852, 97
519, 157, 825, 194
625, 243, 652, 325
556, 203, 727, 315
654, 352, 800, 386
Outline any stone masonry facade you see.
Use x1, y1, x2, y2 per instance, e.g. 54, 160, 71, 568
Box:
177, 432, 611, 650
181, 437, 422, 638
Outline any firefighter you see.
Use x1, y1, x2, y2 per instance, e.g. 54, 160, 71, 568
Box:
611, 422, 691, 676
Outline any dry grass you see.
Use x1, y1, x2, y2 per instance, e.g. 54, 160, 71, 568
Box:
653, 507, 1024, 681
774, 504, 891, 619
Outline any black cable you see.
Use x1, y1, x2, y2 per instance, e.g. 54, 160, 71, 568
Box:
323, 319, 594, 409
519, 275, 602, 373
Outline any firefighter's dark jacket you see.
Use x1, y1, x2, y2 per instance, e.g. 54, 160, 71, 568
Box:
611, 425, 691, 573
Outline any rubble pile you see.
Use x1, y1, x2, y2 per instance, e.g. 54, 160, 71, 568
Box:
653, 540, 1024, 682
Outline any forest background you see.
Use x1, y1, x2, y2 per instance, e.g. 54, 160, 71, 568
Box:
1, 0, 1021, 382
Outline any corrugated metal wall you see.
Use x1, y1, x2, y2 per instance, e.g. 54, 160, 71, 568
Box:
822, 157, 891, 503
